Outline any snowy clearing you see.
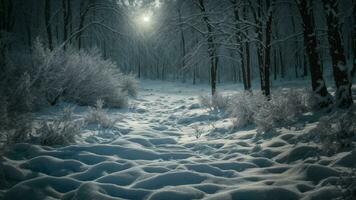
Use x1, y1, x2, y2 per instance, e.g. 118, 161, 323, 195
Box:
0, 81, 355, 200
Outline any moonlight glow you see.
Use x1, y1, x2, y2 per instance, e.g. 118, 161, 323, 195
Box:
135, 12, 154, 31
142, 15, 151, 23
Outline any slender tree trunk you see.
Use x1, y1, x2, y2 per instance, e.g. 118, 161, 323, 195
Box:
352, 0, 356, 77
251, 0, 265, 94
322, 0, 353, 108
263, 0, 273, 97
178, 8, 186, 83
67, 0, 72, 44
62, 0, 68, 49
244, 5, 252, 90
44, 0, 53, 50
232, 0, 248, 90
296, 0, 332, 108
303, 53, 308, 77
78, 0, 90, 49
290, 6, 300, 78
198, 0, 218, 96
274, 48, 277, 80
193, 65, 196, 85
279, 48, 285, 78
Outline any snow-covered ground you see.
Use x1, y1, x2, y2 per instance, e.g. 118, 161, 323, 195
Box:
0, 81, 355, 200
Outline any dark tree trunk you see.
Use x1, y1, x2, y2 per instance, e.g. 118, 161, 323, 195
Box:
45, 0, 53, 50
178, 8, 186, 83
251, 0, 271, 97
290, 6, 300, 79
262, 0, 273, 97
244, 5, 252, 90
232, 0, 248, 90
274, 48, 277, 80
62, 0, 68, 49
198, 0, 219, 96
352, 0, 356, 77
67, 0, 72, 43
0, 0, 14, 32
322, 0, 353, 108
279, 48, 285, 78
296, 0, 332, 108
0, 0, 14, 68
193, 65, 196, 85
303, 53, 308, 77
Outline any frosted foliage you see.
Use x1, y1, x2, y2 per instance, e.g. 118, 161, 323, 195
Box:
0, 39, 136, 120
120, 74, 139, 97
5, 114, 33, 144
32, 43, 131, 108
199, 93, 230, 112
0, 95, 8, 130
228, 92, 263, 128
85, 100, 116, 129
38, 107, 83, 146
254, 89, 308, 132
309, 111, 356, 155
229, 89, 309, 132
336, 169, 356, 200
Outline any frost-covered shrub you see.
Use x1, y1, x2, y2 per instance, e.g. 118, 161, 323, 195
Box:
0, 96, 8, 130
85, 100, 116, 129
60, 48, 129, 107
191, 124, 204, 139
31, 43, 131, 108
38, 107, 83, 146
228, 92, 264, 129
5, 114, 33, 144
255, 89, 309, 132
336, 168, 356, 200
199, 93, 231, 112
9, 72, 35, 113
307, 111, 356, 155
120, 74, 139, 97
228, 89, 309, 132
0, 39, 135, 119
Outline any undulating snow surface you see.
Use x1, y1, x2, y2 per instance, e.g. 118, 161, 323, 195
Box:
0, 81, 354, 200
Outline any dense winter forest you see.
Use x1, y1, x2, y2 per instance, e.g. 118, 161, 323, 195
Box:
0, 0, 356, 200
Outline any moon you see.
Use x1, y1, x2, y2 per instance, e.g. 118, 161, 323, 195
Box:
142, 15, 151, 23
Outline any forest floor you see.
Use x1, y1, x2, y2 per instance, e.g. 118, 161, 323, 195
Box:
0, 80, 355, 200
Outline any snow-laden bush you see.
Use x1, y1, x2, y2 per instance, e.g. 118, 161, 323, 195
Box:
336, 168, 356, 200
85, 100, 116, 129
199, 93, 231, 112
120, 74, 139, 97
31, 42, 131, 108
254, 89, 309, 132
228, 89, 309, 132
0, 39, 136, 119
306, 111, 356, 155
38, 107, 83, 146
5, 114, 33, 144
228, 92, 265, 129
0, 95, 8, 130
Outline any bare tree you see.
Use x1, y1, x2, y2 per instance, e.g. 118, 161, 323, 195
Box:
62, 0, 72, 49
322, 0, 353, 108
352, 0, 356, 77
44, 0, 53, 50
196, 0, 219, 96
296, 0, 332, 108
250, 0, 274, 97
231, 0, 249, 91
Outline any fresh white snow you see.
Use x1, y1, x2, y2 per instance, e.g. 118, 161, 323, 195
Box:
0, 80, 354, 200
